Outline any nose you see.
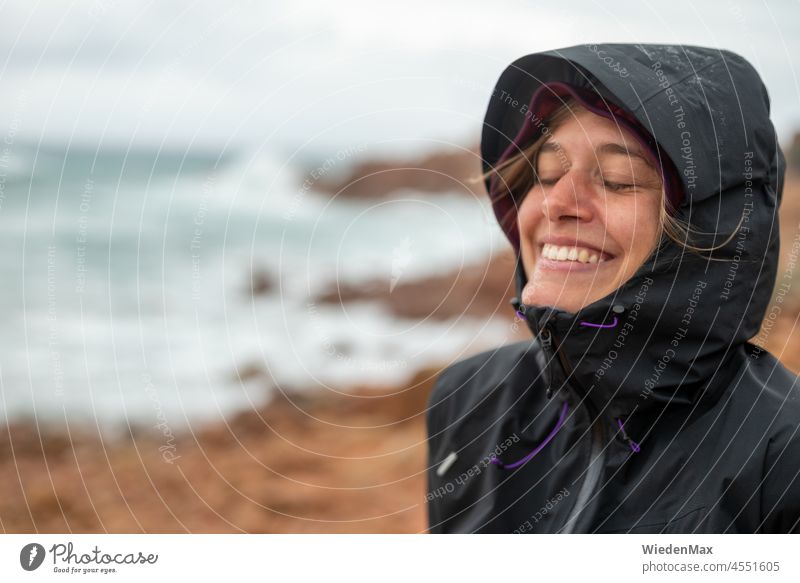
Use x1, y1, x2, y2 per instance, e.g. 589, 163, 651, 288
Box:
541, 171, 595, 223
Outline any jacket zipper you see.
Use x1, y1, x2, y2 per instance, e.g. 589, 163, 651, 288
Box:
538, 320, 608, 534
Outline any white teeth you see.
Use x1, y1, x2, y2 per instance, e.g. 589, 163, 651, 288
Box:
541, 243, 610, 264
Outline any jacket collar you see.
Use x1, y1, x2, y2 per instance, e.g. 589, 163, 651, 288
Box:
512, 237, 757, 445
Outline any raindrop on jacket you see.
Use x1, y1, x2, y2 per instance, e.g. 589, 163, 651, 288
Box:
425, 43, 800, 533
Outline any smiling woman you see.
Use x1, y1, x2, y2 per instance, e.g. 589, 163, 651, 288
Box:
426, 44, 800, 534
516, 103, 663, 312
485, 82, 696, 313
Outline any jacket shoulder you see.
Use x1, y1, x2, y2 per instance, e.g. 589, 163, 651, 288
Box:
760, 412, 800, 533
743, 344, 800, 416
743, 345, 800, 532
426, 340, 540, 424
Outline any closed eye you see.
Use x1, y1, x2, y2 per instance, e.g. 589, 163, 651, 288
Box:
603, 181, 636, 191
535, 175, 640, 192
537, 177, 636, 191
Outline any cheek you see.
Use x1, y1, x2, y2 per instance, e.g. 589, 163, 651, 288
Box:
517, 191, 542, 235
516, 192, 542, 273
609, 196, 661, 257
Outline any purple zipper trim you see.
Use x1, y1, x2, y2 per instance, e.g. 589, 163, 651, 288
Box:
579, 316, 619, 329
491, 401, 570, 470
616, 417, 641, 453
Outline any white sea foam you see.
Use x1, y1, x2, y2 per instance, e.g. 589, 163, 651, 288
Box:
0, 146, 509, 430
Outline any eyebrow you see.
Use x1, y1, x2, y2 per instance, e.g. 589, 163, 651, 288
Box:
539, 140, 654, 167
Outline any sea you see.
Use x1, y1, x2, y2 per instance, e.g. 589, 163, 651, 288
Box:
0, 142, 508, 431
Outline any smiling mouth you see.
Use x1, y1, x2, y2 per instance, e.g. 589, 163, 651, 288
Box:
539, 243, 615, 264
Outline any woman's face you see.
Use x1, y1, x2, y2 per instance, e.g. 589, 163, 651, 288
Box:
518, 107, 663, 313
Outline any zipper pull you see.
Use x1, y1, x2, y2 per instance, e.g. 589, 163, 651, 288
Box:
538, 325, 556, 400
510, 296, 524, 320
616, 418, 641, 453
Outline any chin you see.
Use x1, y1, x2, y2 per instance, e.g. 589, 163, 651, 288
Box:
522, 268, 620, 311
524, 279, 614, 312
521, 287, 580, 313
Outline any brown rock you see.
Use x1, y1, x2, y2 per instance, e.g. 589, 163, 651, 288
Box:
314, 145, 484, 199
314, 250, 519, 321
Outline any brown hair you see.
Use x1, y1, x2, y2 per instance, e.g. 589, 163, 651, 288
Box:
477, 98, 742, 258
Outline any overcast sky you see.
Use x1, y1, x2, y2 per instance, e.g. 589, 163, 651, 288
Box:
0, 0, 798, 158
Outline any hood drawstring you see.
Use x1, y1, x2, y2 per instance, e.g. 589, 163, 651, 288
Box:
615, 417, 641, 453
488, 404, 640, 472
491, 401, 569, 470
580, 316, 618, 329
579, 304, 626, 328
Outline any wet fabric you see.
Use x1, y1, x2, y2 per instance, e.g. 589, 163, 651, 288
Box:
425, 43, 800, 533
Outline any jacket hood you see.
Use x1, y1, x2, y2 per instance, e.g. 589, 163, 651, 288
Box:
480, 44, 785, 439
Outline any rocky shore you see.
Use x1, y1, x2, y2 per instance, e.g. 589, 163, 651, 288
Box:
2, 152, 800, 534
0, 247, 525, 534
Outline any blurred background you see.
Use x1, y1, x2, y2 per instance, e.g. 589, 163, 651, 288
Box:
1, 0, 800, 533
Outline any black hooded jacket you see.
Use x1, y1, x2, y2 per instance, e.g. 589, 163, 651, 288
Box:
425, 44, 800, 533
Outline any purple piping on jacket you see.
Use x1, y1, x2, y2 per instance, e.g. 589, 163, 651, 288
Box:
616, 417, 641, 453
490, 402, 642, 471
491, 401, 570, 470
579, 316, 619, 329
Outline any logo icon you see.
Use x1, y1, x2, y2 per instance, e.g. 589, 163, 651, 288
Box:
390, 235, 413, 293
20, 543, 46, 571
